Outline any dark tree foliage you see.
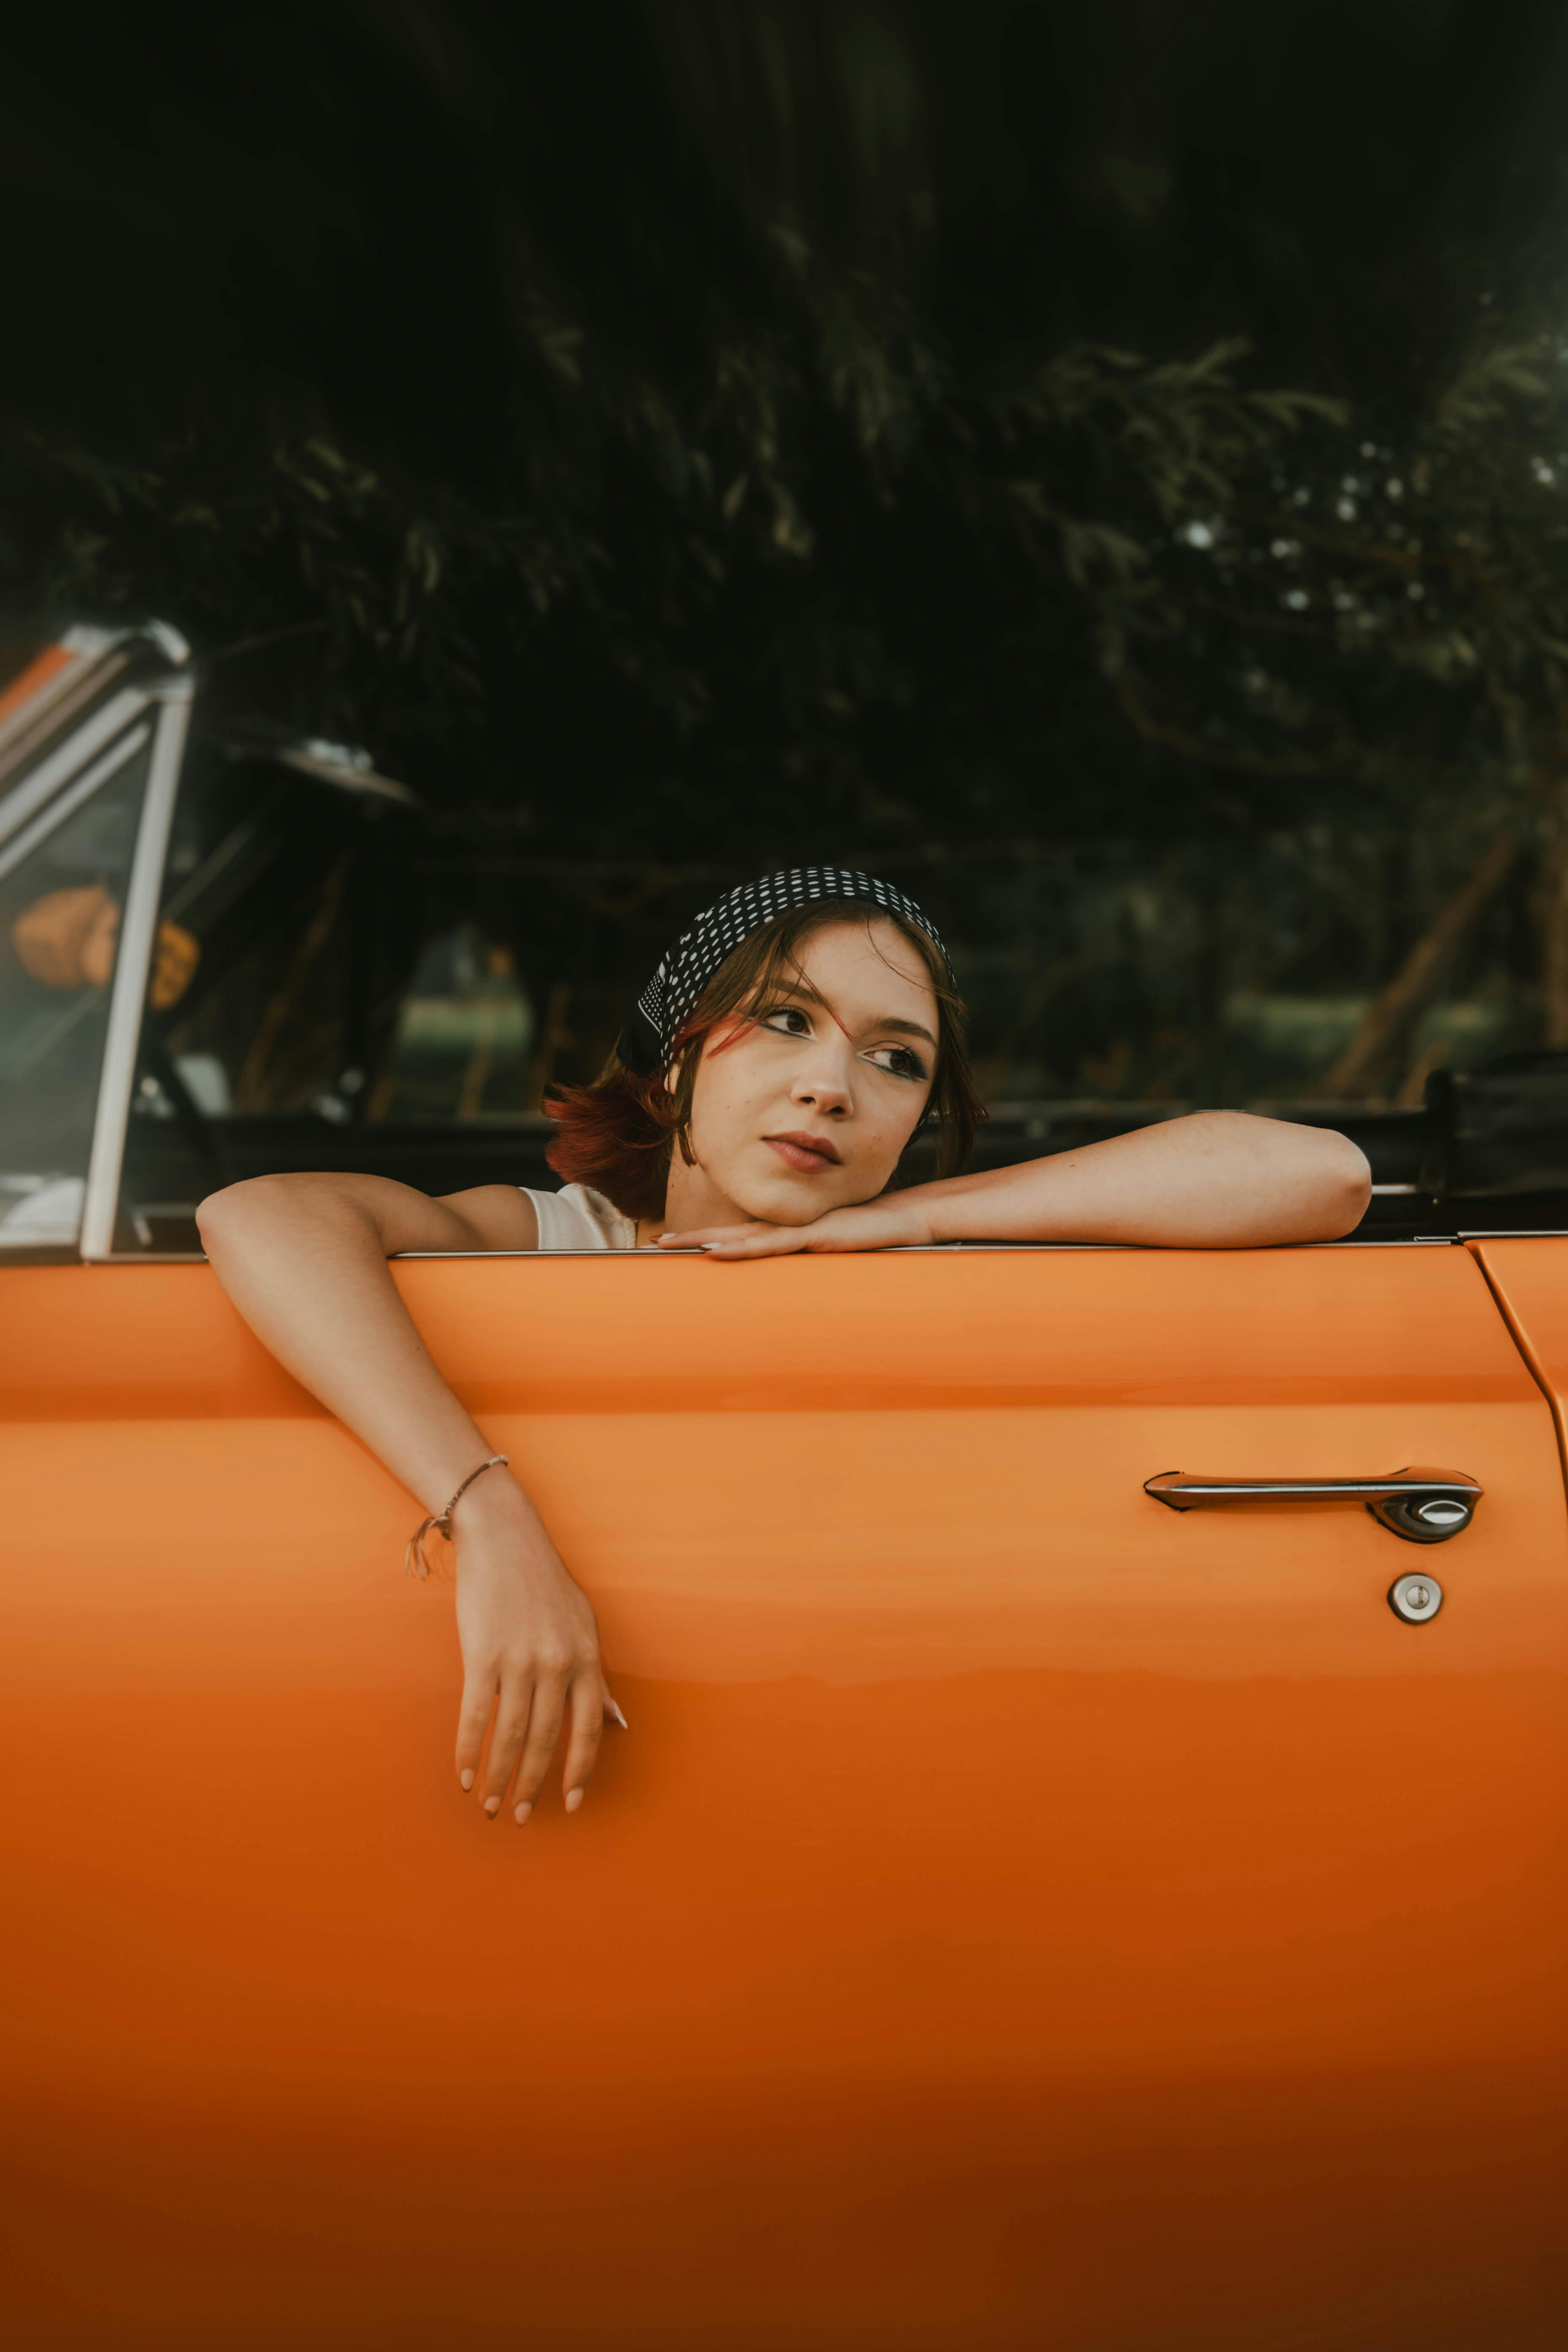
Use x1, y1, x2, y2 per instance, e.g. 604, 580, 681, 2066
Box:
5, 2, 1568, 1092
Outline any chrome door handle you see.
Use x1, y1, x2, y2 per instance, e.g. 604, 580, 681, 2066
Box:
1143, 1467, 1482, 1544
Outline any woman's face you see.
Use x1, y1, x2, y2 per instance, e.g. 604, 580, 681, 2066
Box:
676, 916, 939, 1227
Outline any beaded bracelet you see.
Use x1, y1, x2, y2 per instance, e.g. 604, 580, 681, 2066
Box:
405, 1454, 510, 1579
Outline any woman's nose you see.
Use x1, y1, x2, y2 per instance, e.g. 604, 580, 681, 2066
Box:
791, 1059, 852, 1115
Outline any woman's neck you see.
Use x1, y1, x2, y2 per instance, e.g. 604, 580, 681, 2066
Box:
653, 1153, 740, 1242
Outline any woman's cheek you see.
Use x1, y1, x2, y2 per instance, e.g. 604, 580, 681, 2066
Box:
837, 1133, 897, 1200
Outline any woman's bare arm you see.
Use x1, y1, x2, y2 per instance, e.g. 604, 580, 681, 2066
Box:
196, 1173, 612, 1822
920, 1111, 1370, 1248
661, 1111, 1372, 1255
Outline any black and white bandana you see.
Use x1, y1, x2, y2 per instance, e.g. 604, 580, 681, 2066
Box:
616, 866, 952, 1075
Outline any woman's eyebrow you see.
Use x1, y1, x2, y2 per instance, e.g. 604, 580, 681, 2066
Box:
771, 977, 935, 1048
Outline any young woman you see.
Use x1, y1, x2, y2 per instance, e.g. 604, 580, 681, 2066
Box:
197, 866, 1370, 1829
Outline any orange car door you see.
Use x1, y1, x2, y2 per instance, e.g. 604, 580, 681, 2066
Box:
1, 1240, 1565, 2352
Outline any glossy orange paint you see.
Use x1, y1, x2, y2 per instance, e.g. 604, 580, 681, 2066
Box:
2, 1244, 1566, 2349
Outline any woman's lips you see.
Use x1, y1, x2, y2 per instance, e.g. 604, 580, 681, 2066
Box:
764, 1132, 841, 1173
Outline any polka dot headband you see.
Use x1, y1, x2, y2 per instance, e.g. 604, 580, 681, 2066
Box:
615, 866, 953, 1075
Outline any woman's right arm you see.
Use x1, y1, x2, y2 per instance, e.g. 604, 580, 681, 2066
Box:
195, 1173, 612, 1825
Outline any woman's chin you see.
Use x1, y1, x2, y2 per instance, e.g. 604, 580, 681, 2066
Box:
725, 1165, 871, 1228
726, 1190, 826, 1229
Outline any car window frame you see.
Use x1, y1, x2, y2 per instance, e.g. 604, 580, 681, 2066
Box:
0, 640, 194, 1263
77, 678, 194, 1259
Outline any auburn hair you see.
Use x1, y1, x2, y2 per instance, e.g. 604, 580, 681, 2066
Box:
544, 904, 982, 1222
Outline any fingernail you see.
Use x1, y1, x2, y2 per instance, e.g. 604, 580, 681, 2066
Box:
565, 1787, 584, 1814
484, 1795, 500, 1818
460, 1769, 474, 1791
605, 1697, 629, 1730
514, 1800, 532, 1825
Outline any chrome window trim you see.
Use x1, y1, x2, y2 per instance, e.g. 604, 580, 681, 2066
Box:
83, 1252, 210, 1265
79, 679, 196, 1262
1457, 1226, 1568, 1239
36, 1235, 1485, 1265
385, 1235, 1466, 1260
0, 720, 154, 887
0, 685, 151, 852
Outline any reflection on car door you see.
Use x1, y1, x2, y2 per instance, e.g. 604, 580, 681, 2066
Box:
0, 1241, 1564, 2349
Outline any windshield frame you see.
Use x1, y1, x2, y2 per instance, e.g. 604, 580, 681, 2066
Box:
0, 635, 194, 1262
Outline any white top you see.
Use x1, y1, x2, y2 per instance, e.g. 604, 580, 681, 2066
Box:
520, 1182, 639, 1251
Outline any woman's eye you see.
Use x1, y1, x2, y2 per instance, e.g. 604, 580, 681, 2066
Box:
760, 1004, 812, 1036
867, 1045, 928, 1082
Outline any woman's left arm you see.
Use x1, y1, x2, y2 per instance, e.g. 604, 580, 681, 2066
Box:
662, 1112, 1372, 1256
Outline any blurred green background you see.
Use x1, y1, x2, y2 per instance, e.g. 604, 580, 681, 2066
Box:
6, 0, 1568, 1119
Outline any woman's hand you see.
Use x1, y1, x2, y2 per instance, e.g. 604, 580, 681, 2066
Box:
659, 1194, 932, 1258
449, 1470, 619, 1824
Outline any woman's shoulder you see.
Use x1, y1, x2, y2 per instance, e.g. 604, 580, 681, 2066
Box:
519, 1182, 638, 1251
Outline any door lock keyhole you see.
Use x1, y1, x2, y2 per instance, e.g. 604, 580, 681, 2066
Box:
1389, 1573, 1444, 1625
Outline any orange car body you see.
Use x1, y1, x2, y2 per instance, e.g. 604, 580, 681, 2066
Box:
3, 1239, 1567, 2349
